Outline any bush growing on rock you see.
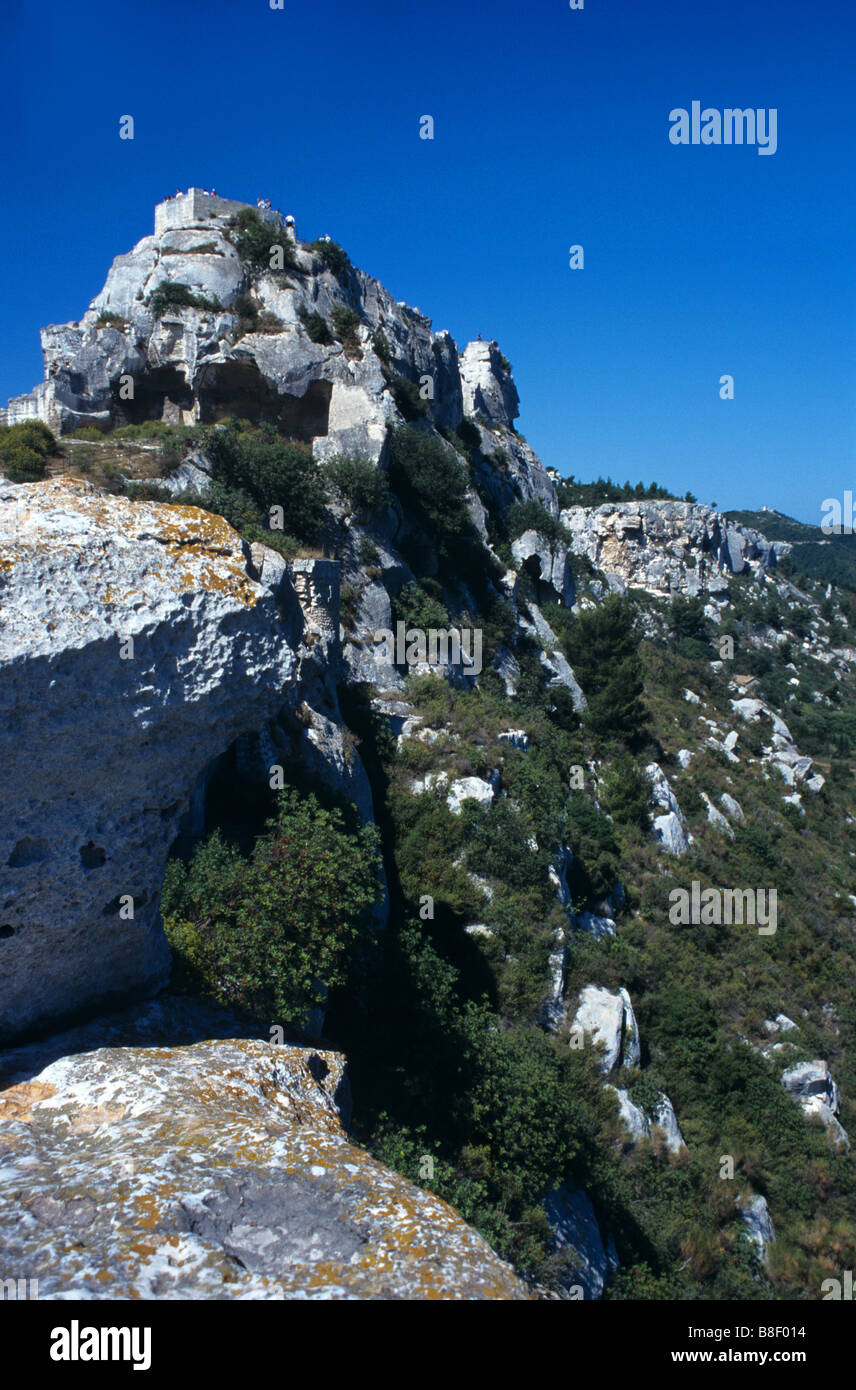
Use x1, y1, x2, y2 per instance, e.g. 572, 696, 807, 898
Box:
330, 305, 362, 356
162, 788, 381, 1026
148, 282, 222, 319
296, 304, 334, 344
390, 374, 428, 421
507, 498, 568, 546
324, 453, 389, 518
226, 208, 297, 273
205, 422, 326, 541
0, 420, 59, 481
308, 238, 352, 280
392, 580, 450, 632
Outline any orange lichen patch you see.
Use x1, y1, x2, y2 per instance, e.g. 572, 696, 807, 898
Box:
68, 1102, 127, 1134
0, 477, 262, 609
131, 1192, 166, 1232
0, 1081, 56, 1122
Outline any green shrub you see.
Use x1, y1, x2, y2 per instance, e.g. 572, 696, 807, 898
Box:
72, 426, 105, 441
225, 208, 297, 273
148, 282, 221, 319
0, 421, 59, 481
371, 327, 392, 364
205, 423, 326, 541
161, 788, 381, 1026
357, 535, 381, 568
308, 238, 352, 279
391, 374, 428, 421
392, 580, 450, 632
507, 498, 569, 545
96, 310, 127, 328
330, 304, 362, 355
560, 596, 648, 742
387, 426, 489, 590
324, 453, 389, 516
296, 303, 334, 344
600, 753, 651, 831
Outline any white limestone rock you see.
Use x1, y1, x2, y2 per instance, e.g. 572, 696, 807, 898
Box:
0, 478, 306, 1041
459, 339, 518, 426
700, 791, 733, 838
736, 1194, 775, 1264
781, 1060, 849, 1148
719, 792, 745, 822
560, 501, 787, 598
646, 763, 692, 856
572, 985, 640, 1073
511, 529, 575, 606
0, 997, 527, 1299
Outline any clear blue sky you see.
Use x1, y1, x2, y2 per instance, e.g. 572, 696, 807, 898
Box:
1, 0, 853, 524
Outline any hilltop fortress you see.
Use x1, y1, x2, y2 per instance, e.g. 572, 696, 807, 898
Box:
0, 191, 540, 490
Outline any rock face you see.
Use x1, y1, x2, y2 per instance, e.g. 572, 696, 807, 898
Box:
0, 998, 527, 1299
511, 529, 575, 606
736, 1194, 775, 1264
543, 1184, 618, 1299
0, 478, 310, 1041
458, 339, 518, 426
0, 190, 469, 464
572, 985, 640, 1073
781, 1060, 849, 1147
646, 763, 692, 856
560, 501, 790, 596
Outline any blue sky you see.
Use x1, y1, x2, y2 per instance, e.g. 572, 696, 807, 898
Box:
1, 0, 853, 524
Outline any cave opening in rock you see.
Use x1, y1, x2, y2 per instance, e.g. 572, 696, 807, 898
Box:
111, 366, 194, 426
196, 361, 332, 441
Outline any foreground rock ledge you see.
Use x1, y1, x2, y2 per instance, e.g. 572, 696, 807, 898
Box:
0, 478, 303, 1041
0, 999, 527, 1300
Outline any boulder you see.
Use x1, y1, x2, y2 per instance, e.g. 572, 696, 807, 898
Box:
700, 791, 733, 838
0, 998, 527, 1299
646, 763, 692, 856
781, 1060, 849, 1148
572, 985, 640, 1073
542, 1184, 618, 1299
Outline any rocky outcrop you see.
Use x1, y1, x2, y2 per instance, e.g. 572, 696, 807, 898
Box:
542, 1184, 618, 1299
781, 1060, 849, 1148
609, 1087, 686, 1155
0, 478, 359, 1041
736, 1194, 775, 1264
1, 191, 470, 464
646, 763, 692, 856
731, 698, 825, 796
458, 340, 518, 426
511, 529, 575, 606
0, 998, 527, 1299
571, 985, 640, 1073
560, 501, 789, 596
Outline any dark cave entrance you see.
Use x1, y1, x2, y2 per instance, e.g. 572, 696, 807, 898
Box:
111, 366, 194, 426
196, 361, 332, 441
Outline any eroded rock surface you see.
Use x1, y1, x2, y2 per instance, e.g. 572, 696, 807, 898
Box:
0, 999, 527, 1300
0, 479, 305, 1040
561, 501, 789, 596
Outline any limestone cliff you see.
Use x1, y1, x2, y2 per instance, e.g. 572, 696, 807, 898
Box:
562, 499, 790, 596
0, 477, 370, 1041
